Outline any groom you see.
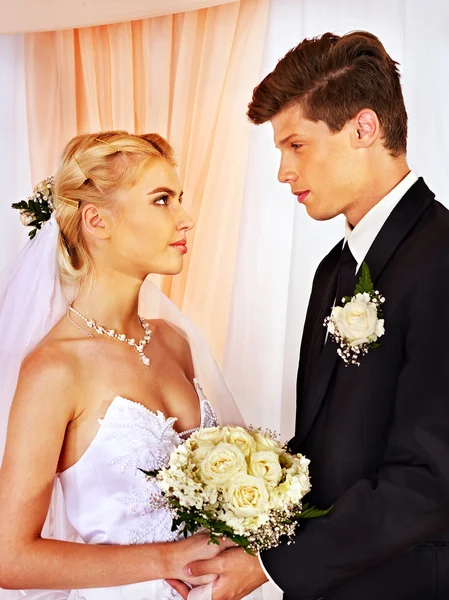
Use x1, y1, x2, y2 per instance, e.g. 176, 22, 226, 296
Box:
180, 31, 449, 599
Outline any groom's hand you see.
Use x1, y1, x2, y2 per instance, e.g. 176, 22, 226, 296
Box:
185, 547, 268, 600
166, 579, 191, 599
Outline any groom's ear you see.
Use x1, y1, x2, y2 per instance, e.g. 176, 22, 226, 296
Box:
352, 109, 380, 149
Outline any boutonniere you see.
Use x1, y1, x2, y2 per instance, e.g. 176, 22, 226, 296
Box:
324, 263, 385, 366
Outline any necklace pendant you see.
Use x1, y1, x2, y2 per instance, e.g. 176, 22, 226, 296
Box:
67, 304, 152, 368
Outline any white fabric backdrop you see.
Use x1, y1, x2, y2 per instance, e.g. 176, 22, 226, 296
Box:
224, 0, 449, 448
0, 34, 30, 272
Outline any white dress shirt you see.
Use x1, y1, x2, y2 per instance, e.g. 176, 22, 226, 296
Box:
345, 170, 418, 270
259, 170, 419, 594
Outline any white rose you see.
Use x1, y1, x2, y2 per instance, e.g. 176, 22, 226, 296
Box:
222, 426, 256, 457
224, 474, 269, 518
19, 210, 34, 226
376, 318, 385, 338
192, 427, 224, 447
200, 442, 247, 487
192, 444, 214, 466
332, 294, 382, 346
248, 451, 282, 487
252, 431, 283, 455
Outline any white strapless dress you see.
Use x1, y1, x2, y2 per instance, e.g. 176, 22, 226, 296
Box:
57, 380, 262, 600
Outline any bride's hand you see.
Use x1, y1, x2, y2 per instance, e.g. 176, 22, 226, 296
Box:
167, 533, 235, 586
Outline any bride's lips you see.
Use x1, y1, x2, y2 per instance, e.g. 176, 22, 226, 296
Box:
295, 190, 310, 203
170, 240, 188, 255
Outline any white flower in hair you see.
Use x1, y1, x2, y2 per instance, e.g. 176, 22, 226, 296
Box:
12, 176, 55, 239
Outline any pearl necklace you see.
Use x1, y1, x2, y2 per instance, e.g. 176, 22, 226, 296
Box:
67, 305, 152, 367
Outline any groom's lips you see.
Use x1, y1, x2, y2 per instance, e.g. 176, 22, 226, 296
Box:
295, 190, 310, 203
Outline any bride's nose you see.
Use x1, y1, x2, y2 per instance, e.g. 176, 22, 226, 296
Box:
177, 206, 195, 232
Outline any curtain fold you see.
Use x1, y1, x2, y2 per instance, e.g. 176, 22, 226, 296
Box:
0, 34, 30, 271
23, 0, 269, 361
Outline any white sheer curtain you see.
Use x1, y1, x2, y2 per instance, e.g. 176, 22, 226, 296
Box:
224, 0, 449, 445
224, 7, 449, 594
0, 34, 30, 272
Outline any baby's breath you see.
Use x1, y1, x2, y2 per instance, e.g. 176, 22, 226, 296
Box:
142, 425, 330, 553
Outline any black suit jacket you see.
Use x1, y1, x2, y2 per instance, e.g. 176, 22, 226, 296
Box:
261, 179, 449, 600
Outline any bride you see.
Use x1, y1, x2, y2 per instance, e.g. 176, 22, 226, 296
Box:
0, 132, 262, 600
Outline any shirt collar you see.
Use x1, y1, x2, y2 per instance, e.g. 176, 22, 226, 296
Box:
345, 170, 419, 270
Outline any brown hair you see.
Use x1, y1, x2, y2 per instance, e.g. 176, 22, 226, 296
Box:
247, 31, 408, 156
53, 131, 176, 289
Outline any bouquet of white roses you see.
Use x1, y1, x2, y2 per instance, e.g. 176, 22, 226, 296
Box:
141, 425, 330, 554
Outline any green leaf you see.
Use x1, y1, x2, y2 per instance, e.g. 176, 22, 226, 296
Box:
295, 504, 333, 519
138, 468, 160, 478
354, 262, 374, 295
165, 502, 257, 555
12, 201, 27, 210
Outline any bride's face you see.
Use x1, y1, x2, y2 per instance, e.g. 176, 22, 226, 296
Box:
105, 159, 194, 278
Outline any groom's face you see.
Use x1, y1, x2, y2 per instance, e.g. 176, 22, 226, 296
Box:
272, 104, 361, 221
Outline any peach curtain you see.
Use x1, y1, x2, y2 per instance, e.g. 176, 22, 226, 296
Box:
1, 0, 237, 34
24, 0, 269, 362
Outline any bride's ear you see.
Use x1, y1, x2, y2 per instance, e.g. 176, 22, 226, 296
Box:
81, 204, 111, 240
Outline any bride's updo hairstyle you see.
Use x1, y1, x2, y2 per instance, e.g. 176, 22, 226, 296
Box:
53, 131, 176, 288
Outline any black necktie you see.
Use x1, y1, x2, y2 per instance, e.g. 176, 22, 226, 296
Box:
335, 243, 357, 305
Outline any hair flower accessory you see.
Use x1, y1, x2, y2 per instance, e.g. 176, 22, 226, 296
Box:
12, 176, 55, 239
324, 263, 385, 366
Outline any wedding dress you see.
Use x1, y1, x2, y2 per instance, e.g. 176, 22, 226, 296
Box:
0, 215, 263, 599
62, 379, 217, 600
60, 379, 262, 600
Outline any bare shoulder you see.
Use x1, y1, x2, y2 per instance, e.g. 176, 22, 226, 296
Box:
13, 333, 81, 422
0, 328, 85, 544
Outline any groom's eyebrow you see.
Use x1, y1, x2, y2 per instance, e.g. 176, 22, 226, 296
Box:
279, 133, 301, 146
276, 133, 301, 148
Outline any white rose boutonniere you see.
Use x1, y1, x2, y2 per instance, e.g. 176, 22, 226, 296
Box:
324, 262, 385, 366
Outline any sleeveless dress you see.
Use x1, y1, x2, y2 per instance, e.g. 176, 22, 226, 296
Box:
58, 380, 262, 600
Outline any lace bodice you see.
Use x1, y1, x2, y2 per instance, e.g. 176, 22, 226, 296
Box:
26, 379, 262, 600
59, 379, 218, 549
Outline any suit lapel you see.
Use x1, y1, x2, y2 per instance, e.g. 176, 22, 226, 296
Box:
297, 178, 435, 445
295, 248, 340, 443
363, 178, 434, 283
303, 253, 340, 385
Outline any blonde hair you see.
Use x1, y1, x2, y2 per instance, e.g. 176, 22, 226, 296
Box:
53, 131, 176, 289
